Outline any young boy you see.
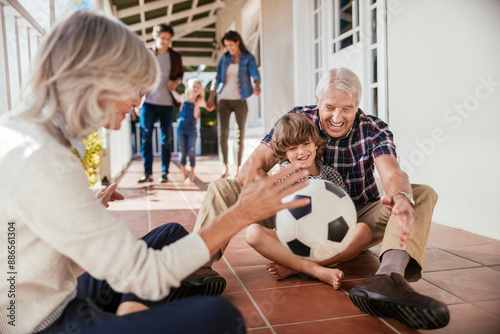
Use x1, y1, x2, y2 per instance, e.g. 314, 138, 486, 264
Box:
245, 113, 372, 289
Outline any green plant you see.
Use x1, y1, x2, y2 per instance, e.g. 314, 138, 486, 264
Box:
73, 131, 103, 187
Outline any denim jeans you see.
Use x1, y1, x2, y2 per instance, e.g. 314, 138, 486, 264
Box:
140, 103, 173, 174
178, 129, 196, 167
41, 223, 246, 334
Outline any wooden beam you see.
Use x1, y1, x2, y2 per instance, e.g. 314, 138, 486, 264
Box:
139, 15, 217, 41
117, 0, 185, 19
128, 1, 222, 32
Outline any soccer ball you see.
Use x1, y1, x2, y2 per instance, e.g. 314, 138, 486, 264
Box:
276, 179, 357, 262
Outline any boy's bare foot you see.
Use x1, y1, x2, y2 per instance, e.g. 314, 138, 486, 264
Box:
266, 262, 298, 280
313, 267, 344, 289
330, 269, 344, 289
266, 262, 344, 289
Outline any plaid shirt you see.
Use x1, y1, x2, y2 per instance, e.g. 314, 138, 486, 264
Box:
279, 159, 348, 192
263, 106, 397, 209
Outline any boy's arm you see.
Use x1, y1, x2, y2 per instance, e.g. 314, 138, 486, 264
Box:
317, 223, 372, 266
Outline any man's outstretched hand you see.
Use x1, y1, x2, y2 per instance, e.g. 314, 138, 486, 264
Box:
380, 195, 414, 247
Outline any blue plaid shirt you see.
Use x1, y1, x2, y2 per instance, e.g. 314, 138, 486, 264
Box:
262, 106, 397, 210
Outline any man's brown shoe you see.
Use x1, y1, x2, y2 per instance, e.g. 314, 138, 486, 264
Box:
165, 266, 226, 303
349, 273, 450, 329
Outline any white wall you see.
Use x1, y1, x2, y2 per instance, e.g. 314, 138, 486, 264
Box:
261, 0, 294, 132
387, 0, 500, 239
292, 0, 314, 107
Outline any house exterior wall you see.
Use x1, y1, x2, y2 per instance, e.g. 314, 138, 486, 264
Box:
387, 0, 500, 239
261, 0, 294, 132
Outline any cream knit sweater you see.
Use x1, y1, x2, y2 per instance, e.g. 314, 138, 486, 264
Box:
0, 117, 210, 333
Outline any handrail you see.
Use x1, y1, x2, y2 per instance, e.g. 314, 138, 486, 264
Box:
4, 0, 45, 35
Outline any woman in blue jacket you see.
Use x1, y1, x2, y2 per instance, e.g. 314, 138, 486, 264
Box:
207, 31, 261, 178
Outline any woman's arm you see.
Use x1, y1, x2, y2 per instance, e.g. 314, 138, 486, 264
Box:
248, 53, 261, 96
207, 57, 224, 109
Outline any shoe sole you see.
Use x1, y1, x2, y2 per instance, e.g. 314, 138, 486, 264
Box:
165, 277, 227, 303
349, 287, 450, 330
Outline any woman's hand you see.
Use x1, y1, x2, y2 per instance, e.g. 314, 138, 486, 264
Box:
206, 90, 216, 111
95, 183, 125, 208
254, 84, 261, 96
233, 159, 310, 225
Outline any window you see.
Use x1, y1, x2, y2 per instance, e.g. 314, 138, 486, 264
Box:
326, 0, 387, 121
369, 1, 379, 117
332, 0, 360, 54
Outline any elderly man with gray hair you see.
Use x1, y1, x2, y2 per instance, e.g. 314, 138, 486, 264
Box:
194, 67, 450, 330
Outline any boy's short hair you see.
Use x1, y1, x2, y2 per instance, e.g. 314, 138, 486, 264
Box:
271, 113, 326, 164
153, 23, 174, 39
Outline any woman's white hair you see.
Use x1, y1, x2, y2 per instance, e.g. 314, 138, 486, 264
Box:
315, 68, 362, 107
13, 10, 160, 138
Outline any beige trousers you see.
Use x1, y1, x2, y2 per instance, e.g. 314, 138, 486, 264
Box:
193, 179, 438, 282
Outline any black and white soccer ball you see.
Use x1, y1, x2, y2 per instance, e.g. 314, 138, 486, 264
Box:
276, 179, 357, 262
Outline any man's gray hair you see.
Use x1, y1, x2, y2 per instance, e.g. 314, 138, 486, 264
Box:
316, 68, 362, 107
13, 10, 160, 138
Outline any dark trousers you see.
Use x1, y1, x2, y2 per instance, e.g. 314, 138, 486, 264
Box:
140, 103, 174, 174
41, 223, 246, 334
217, 99, 248, 166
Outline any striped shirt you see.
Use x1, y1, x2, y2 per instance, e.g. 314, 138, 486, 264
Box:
263, 106, 397, 209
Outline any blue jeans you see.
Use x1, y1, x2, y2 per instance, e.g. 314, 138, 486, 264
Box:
178, 129, 196, 167
41, 223, 246, 334
140, 103, 173, 174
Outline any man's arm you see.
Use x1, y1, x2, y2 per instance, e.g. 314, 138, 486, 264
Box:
167, 49, 183, 91
199, 161, 310, 256
235, 143, 277, 185
375, 155, 414, 247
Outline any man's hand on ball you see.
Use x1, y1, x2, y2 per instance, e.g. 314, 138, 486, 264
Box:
235, 159, 310, 225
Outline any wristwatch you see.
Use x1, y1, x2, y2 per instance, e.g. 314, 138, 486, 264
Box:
395, 192, 415, 207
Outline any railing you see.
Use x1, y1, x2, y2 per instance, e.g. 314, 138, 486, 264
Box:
0, 0, 48, 113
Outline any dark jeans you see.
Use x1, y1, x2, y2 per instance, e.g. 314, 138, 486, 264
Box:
41, 223, 246, 334
140, 103, 174, 174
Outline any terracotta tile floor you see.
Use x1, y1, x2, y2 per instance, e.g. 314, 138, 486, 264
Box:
100, 156, 500, 333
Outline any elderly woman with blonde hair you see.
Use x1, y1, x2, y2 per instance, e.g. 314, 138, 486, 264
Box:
0, 10, 310, 334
